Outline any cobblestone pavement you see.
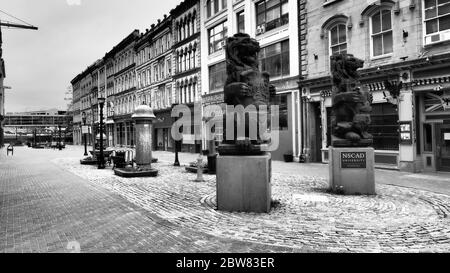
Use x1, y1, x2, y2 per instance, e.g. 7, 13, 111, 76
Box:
2, 146, 450, 252
52, 147, 450, 252
153, 150, 450, 196
0, 147, 305, 253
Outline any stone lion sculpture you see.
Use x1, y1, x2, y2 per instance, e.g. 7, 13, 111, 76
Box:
330, 54, 373, 146
224, 33, 275, 107
219, 33, 276, 155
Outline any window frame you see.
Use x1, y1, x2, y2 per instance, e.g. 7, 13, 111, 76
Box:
423, 0, 450, 45
258, 39, 290, 80
208, 21, 228, 55
255, 0, 289, 35
206, 0, 227, 19
237, 10, 245, 34
369, 8, 394, 58
208, 61, 227, 93
328, 23, 347, 56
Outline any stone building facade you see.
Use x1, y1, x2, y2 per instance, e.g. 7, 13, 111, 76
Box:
299, 0, 450, 172
172, 0, 202, 153
199, 0, 301, 160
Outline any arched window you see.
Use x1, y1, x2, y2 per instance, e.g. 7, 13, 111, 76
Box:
192, 11, 196, 33
329, 24, 347, 55
191, 47, 196, 68
370, 9, 393, 57
128, 97, 132, 113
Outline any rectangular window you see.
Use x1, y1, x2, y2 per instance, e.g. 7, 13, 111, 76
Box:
256, 0, 289, 34
330, 24, 347, 55
326, 103, 399, 150
371, 9, 393, 57
259, 40, 290, 79
237, 11, 245, 33
424, 0, 450, 43
214, 0, 220, 14
209, 61, 227, 92
208, 21, 228, 54
368, 103, 399, 150
271, 94, 288, 130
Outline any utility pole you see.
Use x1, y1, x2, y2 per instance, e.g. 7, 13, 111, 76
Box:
0, 14, 38, 147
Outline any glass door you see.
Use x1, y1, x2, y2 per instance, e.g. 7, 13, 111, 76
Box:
436, 124, 450, 172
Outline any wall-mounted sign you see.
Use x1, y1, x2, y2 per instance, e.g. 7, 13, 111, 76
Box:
445, 133, 450, 141
399, 121, 413, 145
81, 126, 89, 134
341, 152, 367, 169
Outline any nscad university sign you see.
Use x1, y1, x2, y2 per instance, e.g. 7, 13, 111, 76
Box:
341, 152, 367, 169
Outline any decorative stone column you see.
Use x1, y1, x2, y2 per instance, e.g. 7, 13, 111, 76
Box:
134, 105, 154, 170
114, 104, 158, 178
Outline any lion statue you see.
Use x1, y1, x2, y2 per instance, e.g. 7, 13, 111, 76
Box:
220, 33, 277, 154
330, 53, 373, 146
331, 54, 364, 94
224, 33, 275, 107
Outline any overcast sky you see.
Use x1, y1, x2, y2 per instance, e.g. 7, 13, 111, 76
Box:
1, 0, 180, 113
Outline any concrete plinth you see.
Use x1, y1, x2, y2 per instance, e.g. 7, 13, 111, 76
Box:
114, 167, 158, 177
217, 154, 272, 213
329, 147, 376, 195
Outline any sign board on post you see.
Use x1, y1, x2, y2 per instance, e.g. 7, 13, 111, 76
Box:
399, 121, 413, 145
81, 126, 89, 134
341, 152, 367, 168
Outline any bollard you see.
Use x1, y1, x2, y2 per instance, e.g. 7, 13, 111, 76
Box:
195, 154, 205, 182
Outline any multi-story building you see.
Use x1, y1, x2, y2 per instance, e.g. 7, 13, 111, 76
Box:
200, 0, 300, 160
171, 0, 202, 153
146, 16, 175, 152
71, 74, 82, 145
4, 109, 72, 144
106, 30, 140, 148
299, 0, 450, 173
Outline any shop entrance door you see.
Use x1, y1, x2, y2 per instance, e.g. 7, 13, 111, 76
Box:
163, 129, 169, 151
436, 124, 450, 172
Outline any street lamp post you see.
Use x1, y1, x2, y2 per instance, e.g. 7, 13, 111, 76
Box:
82, 112, 88, 156
98, 96, 106, 169
172, 103, 180, 167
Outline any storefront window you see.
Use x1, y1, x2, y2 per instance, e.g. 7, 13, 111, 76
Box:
369, 103, 399, 150
271, 94, 288, 130
326, 103, 399, 150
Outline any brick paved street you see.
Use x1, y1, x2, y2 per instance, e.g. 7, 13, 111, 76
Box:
0, 146, 303, 253
2, 145, 450, 252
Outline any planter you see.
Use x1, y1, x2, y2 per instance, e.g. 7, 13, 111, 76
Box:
283, 154, 294, 162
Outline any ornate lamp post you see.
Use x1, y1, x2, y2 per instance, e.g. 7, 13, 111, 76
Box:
98, 95, 106, 169
172, 103, 180, 167
82, 112, 88, 156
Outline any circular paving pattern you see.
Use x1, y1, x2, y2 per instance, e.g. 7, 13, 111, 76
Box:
56, 158, 450, 252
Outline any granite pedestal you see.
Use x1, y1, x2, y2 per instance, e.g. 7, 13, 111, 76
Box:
216, 154, 272, 213
329, 147, 376, 195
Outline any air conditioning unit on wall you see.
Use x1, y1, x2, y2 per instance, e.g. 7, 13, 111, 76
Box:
425, 30, 450, 45
256, 25, 266, 35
